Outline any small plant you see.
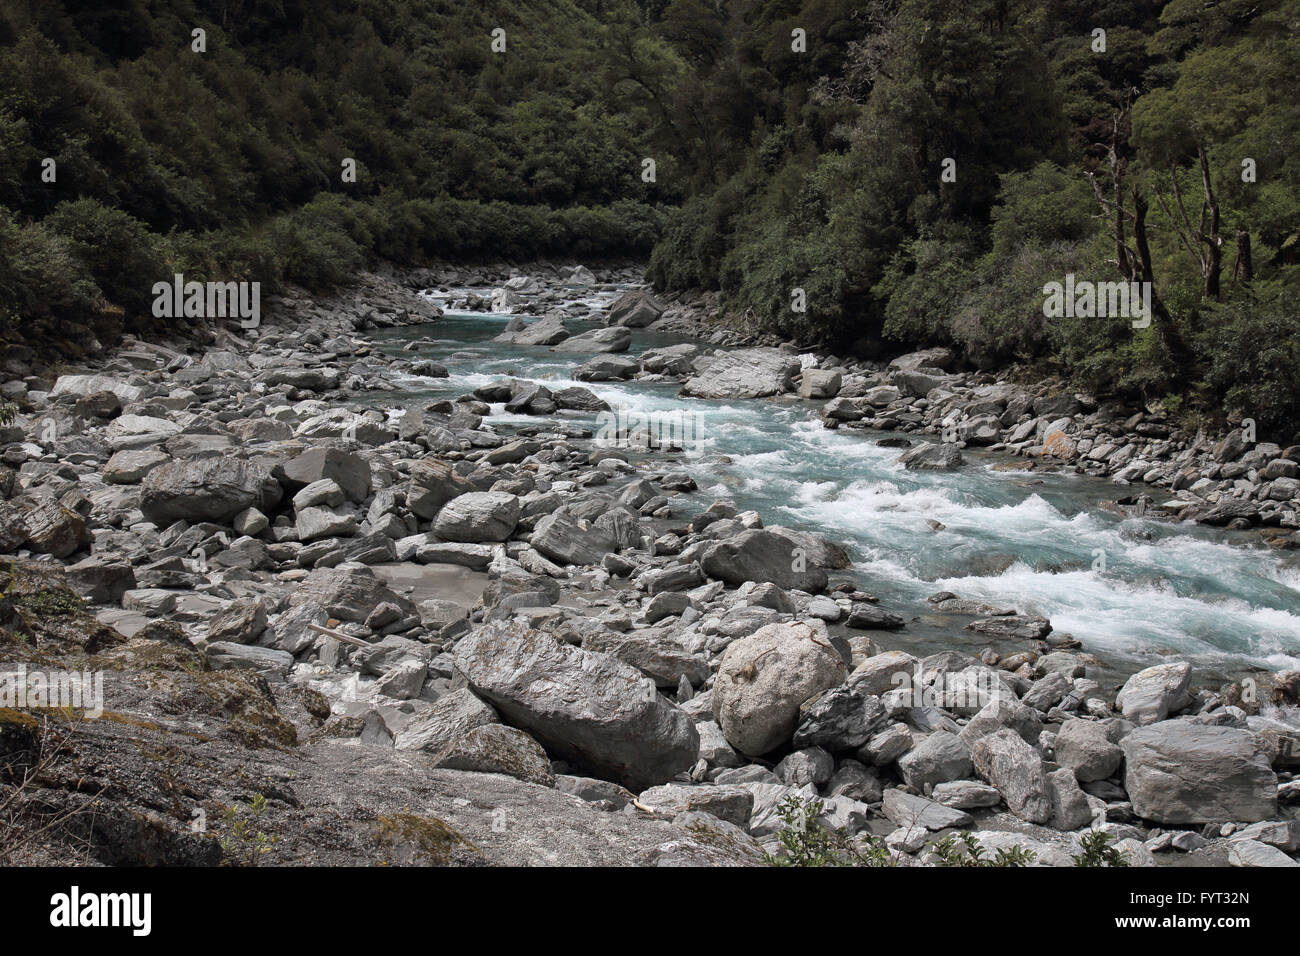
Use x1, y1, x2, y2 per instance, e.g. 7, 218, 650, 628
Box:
928, 831, 1037, 867
218, 793, 278, 865
1072, 829, 1130, 867
762, 795, 894, 867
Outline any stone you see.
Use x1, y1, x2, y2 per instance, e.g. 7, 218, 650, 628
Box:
971, 728, 1053, 824
288, 567, 415, 623
881, 789, 973, 831
1054, 718, 1124, 782
931, 780, 1001, 809
141, 458, 282, 525
680, 348, 800, 400
1116, 661, 1193, 725
433, 492, 521, 543
429, 724, 555, 787
897, 731, 973, 792
530, 512, 616, 566
454, 622, 699, 790
103, 449, 170, 484
712, 621, 847, 757
1121, 722, 1277, 824
792, 684, 888, 751
280, 448, 371, 503
700, 529, 828, 592
557, 327, 631, 353
637, 784, 754, 827
1227, 840, 1298, 867
207, 599, 269, 645
394, 688, 499, 753
22, 503, 89, 558
899, 442, 964, 471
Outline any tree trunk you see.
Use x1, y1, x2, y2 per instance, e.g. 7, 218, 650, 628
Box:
1233, 229, 1253, 282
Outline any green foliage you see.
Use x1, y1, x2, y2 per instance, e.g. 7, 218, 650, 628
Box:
928, 832, 1037, 867
762, 796, 894, 867
1072, 829, 1131, 867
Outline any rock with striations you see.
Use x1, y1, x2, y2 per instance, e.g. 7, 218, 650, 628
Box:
287, 566, 415, 623
433, 492, 521, 543
971, 728, 1053, 824
141, 458, 282, 525
529, 512, 617, 566
1122, 722, 1277, 824
454, 622, 699, 790
680, 348, 800, 400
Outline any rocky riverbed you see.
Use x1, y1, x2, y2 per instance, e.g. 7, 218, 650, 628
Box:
0, 263, 1297, 867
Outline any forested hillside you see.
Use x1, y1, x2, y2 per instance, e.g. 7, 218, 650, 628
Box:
1, 0, 1298, 434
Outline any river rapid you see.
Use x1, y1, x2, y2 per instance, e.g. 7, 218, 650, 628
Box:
370, 282, 1300, 689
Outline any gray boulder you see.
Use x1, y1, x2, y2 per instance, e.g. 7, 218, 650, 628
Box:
1116, 661, 1193, 725
1122, 722, 1277, 824
971, 728, 1053, 824
680, 348, 800, 400
433, 492, 521, 543
700, 529, 828, 592
454, 622, 699, 790
141, 458, 282, 525
713, 621, 847, 757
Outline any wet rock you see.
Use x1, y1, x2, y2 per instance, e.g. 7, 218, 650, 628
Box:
899, 442, 964, 471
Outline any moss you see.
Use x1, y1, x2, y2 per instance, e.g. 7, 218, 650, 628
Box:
0, 707, 39, 729
372, 813, 478, 866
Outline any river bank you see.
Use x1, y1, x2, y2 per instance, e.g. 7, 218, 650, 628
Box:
0, 261, 1296, 867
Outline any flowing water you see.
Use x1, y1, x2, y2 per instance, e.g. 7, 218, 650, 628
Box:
370, 289, 1300, 686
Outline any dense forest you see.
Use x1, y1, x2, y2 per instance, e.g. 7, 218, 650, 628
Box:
0, 0, 1298, 434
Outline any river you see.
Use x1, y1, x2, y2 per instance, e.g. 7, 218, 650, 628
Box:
369, 284, 1300, 689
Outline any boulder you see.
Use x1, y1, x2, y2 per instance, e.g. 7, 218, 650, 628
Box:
530, 512, 616, 566
899, 442, 964, 471
1121, 722, 1277, 824
454, 622, 699, 790
971, 728, 1053, 824
1054, 718, 1125, 782
433, 492, 521, 543
699, 529, 828, 591
288, 567, 415, 623
1116, 661, 1193, 725
680, 348, 801, 399
713, 621, 847, 756
141, 458, 282, 525
606, 290, 666, 328
22, 502, 89, 558
556, 327, 632, 353
279, 448, 371, 503
429, 725, 555, 787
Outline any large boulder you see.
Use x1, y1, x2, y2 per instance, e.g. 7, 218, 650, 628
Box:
141, 458, 283, 525
454, 622, 699, 790
406, 459, 472, 520
1116, 661, 1193, 725
713, 621, 847, 757
499, 315, 570, 346
1122, 722, 1277, 825
680, 348, 801, 400
287, 567, 415, 623
971, 728, 1053, 824
700, 529, 828, 591
433, 492, 521, 543
606, 290, 666, 328
555, 327, 632, 353
1054, 718, 1125, 782
899, 442, 964, 471
530, 512, 617, 566
22, 502, 89, 558
278, 448, 371, 503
